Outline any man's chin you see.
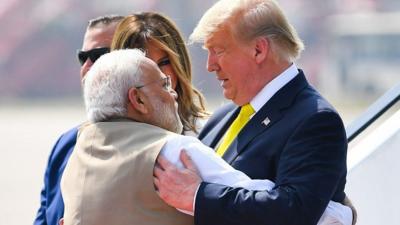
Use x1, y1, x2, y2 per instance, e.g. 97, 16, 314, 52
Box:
223, 91, 233, 101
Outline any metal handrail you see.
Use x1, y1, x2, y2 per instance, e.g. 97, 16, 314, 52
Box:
346, 82, 400, 142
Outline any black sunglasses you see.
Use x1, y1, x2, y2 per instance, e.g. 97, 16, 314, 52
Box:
77, 47, 110, 66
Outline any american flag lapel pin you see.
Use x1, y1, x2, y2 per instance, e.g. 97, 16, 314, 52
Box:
262, 117, 271, 126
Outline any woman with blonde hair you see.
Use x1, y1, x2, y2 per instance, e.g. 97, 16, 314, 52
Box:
111, 12, 209, 135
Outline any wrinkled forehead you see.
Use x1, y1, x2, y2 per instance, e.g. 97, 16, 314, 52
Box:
203, 24, 234, 49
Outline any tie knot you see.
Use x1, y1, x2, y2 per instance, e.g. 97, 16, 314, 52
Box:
240, 104, 255, 117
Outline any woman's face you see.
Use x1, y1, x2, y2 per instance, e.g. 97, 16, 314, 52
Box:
145, 41, 178, 90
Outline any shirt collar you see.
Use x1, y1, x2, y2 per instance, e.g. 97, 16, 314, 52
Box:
250, 63, 299, 113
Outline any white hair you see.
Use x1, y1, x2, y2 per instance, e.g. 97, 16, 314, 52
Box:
190, 0, 304, 62
83, 49, 146, 122
189, 0, 240, 44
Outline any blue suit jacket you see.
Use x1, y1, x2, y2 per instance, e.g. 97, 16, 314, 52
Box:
196, 71, 348, 225
34, 127, 78, 225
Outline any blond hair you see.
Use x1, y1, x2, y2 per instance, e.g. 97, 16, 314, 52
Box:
190, 0, 304, 62
111, 12, 209, 133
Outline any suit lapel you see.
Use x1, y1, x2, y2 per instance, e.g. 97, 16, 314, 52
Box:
201, 106, 239, 148
222, 71, 309, 164
222, 105, 281, 163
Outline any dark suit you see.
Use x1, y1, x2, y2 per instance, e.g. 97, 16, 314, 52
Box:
34, 127, 77, 225
196, 71, 347, 225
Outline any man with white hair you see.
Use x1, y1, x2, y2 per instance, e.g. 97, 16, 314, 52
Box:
61, 49, 351, 225
61, 49, 191, 225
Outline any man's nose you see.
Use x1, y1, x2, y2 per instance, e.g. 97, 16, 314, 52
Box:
84, 57, 94, 67
80, 60, 94, 79
206, 53, 219, 72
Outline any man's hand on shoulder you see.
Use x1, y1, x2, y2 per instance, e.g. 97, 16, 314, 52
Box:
153, 150, 201, 213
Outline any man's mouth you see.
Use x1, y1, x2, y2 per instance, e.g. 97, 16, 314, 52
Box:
218, 78, 228, 87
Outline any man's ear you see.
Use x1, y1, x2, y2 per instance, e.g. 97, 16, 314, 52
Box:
128, 87, 148, 114
254, 37, 269, 64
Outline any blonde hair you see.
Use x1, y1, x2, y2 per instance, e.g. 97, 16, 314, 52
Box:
111, 12, 209, 134
190, 0, 304, 62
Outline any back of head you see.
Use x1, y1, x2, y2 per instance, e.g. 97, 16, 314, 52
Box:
83, 49, 147, 122
87, 14, 125, 29
190, 0, 304, 63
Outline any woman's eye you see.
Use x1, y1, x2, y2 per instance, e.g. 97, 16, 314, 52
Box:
157, 58, 171, 67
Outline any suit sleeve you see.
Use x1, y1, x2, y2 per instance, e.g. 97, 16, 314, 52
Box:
33, 135, 64, 225
33, 173, 49, 225
194, 111, 347, 225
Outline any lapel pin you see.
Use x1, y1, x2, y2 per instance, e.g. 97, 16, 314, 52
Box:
262, 117, 271, 126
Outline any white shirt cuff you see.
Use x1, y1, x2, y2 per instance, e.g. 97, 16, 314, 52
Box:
176, 183, 201, 216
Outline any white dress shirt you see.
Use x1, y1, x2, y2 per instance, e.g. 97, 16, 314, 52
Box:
250, 63, 299, 112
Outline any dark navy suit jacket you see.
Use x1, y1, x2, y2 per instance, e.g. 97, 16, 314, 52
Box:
196, 71, 348, 225
34, 127, 78, 225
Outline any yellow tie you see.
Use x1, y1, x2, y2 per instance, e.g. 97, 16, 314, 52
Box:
216, 104, 255, 156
